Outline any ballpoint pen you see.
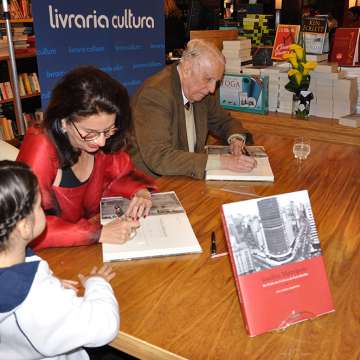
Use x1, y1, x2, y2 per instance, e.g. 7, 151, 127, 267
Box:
242, 146, 250, 157
211, 231, 217, 256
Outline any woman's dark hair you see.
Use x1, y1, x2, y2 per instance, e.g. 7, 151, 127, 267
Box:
44, 65, 131, 168
0, 160, 38, 251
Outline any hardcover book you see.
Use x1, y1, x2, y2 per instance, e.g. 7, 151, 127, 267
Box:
221, 190, 334, 336
302, 16, 329, 55
271, 24, 300, 60
205, 145, 274, 182
330, 28, 360, 66
220, 74, 269, 114
100, 192, 202, 262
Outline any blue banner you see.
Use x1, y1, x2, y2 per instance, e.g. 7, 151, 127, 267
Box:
32, 0, 164, 108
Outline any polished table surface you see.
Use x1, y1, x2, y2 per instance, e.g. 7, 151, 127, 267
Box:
38, 133, 360, 360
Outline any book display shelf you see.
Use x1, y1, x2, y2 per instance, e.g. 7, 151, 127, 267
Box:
0, 10, 40, 141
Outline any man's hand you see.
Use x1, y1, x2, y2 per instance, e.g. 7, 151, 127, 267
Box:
229, 138, 245, 156
220, 154, 257, 172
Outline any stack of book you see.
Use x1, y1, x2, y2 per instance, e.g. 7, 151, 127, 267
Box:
277, 70, 294, 114
336, 114, 360, 128
340, 67, 360, 114
259, 67, 282, 112
241, 66, 281, 112
310, 64, 357, 118
222, 39, 253, 74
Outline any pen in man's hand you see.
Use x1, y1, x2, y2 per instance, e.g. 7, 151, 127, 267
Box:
242, 146, 250, 157
211, 231, 217, 256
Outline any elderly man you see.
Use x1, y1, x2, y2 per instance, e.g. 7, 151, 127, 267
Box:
131, 39, 256, 179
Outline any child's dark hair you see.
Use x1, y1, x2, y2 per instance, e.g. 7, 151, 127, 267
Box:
0, 160, 38, 250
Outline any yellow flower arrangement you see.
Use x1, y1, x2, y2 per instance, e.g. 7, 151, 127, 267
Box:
283, 44, 317, 93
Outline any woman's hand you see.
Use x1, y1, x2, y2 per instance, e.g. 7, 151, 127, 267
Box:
78, 264, 116, 286
125, 189, 152, 219
99, 217, 140, 244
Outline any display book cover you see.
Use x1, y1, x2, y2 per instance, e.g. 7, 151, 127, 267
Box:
301, 15, 329, 55
100, 192, 202, 262
220, 74, 269, 114
221, 190, 334, 337
271, 24, 301, 60
205, 145, 274, 182
329, 27, 360, 66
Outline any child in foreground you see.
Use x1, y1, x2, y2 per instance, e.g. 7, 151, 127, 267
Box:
0, 160, 119, 359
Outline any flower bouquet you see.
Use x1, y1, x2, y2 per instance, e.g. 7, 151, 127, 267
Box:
283, 44, 317, 119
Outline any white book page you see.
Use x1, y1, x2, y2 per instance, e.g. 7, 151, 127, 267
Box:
101, 193, 201, 261
206, 155, 274, 181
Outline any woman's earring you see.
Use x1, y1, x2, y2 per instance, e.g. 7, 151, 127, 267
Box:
61, 127, 67, 134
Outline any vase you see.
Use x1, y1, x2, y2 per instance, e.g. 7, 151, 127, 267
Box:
292, 91, 314, 119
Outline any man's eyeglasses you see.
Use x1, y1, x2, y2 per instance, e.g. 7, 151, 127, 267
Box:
70, 120, 117, 142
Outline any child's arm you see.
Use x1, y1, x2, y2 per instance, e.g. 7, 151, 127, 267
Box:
15, 260, 120, 357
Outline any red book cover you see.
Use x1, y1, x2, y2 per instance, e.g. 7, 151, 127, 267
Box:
330, 28, 360, 66
221, 190, 334, 337
271, 24, 300, 61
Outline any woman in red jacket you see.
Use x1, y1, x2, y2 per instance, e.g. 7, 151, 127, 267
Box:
18, 66, 155, 250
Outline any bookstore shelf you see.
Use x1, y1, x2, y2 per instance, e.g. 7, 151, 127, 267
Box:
0, 18, 33, 24
0, 91, 40, 104
0, 15, 39, 140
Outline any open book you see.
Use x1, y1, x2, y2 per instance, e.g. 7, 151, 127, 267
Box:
221, 190, 334, 336
205, 145, 274, 182
100, 192, 202, 262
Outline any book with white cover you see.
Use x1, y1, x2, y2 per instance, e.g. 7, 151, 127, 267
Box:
205, 145, 274, 182
101, 192, 202, 262
337, 114, 360, 128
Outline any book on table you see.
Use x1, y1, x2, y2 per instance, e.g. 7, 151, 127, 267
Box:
205, 145, 274, 181
337, 113, 360, 128
100, 191, 202, 262
221, 190, 335, 337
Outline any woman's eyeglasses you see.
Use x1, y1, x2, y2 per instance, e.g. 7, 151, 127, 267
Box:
70, 120, 117, 142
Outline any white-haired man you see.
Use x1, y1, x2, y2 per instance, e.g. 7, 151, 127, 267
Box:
131, 39, 256, 179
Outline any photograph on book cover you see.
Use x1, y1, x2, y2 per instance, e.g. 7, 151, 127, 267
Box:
101, 192, 184, 222
223, 191, 321, 276
206, 145, 268, 158
101, 192, 201, 262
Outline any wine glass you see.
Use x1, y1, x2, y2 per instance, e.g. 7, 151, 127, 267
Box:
293, 137, 311, 160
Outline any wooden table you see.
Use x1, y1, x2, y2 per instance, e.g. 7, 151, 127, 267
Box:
229, 111, 360, 147
38, 133, 360, 360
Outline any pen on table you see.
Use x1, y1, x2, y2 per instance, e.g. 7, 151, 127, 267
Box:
211, 231, 217, 256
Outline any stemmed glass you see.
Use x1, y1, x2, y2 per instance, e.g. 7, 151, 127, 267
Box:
293, 137, 311, 161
